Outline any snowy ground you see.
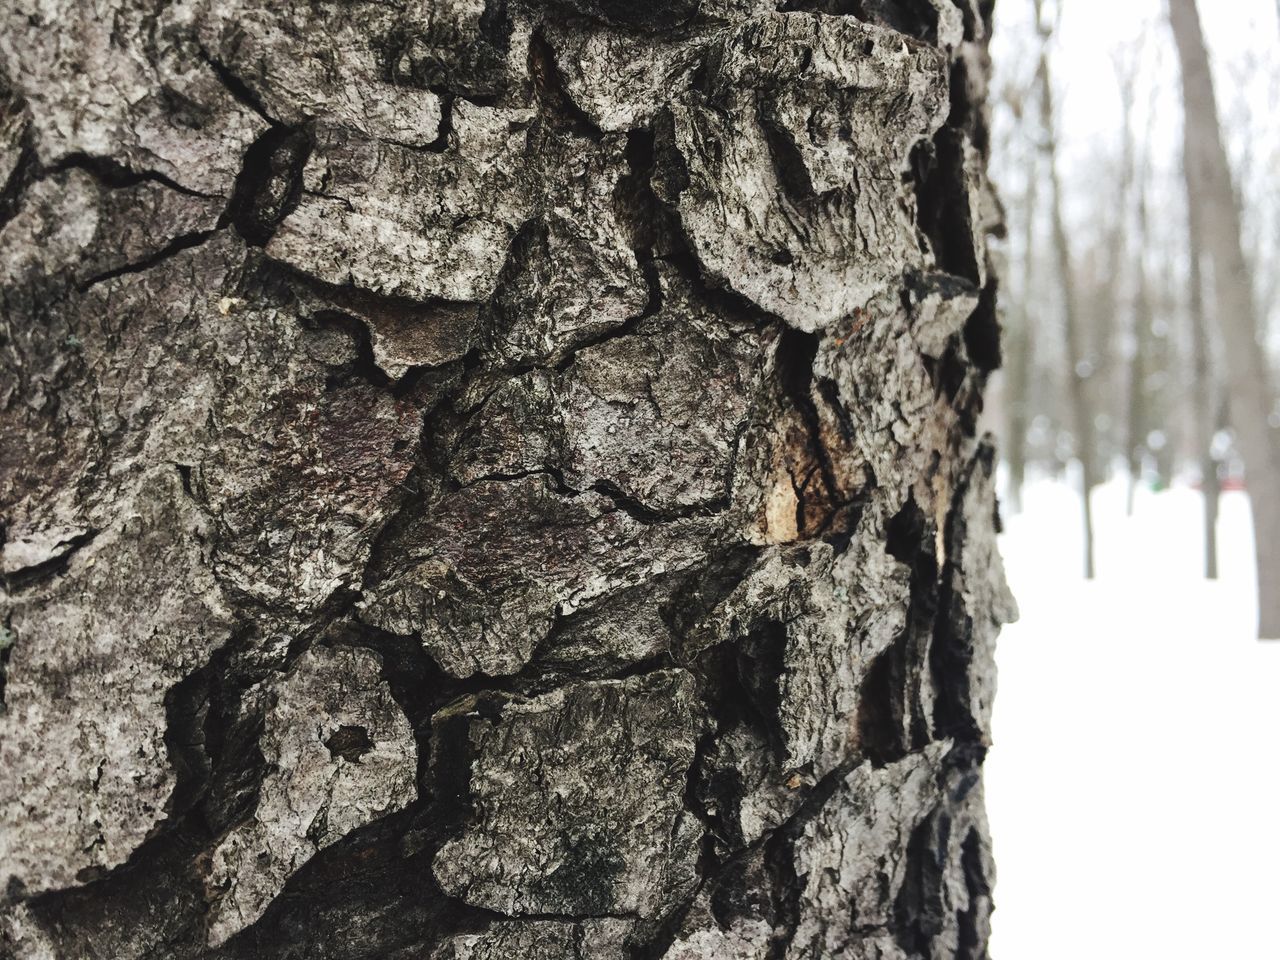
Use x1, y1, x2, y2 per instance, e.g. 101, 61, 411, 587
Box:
986, 474, 1280, 957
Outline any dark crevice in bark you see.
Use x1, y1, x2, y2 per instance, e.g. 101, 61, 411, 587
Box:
0, 614, 13, 709
453, 456, 727, 526
615, 128, 661, 255
590, 478, 672, 524
77, 229, 220, 290
198, 47, 281, 127
264, 257, 481, 393
420, 94, 457, 153
648, 745, 881, 960
947, 53, 987, 157
776, 327, 845, 534
956, 0, 981, 43
0, 528, 98, 592
816, 376, 856, 443
330, 626, 442, 795
18, 619, 277, 951
930, 442, 995, 743
475, 216, 666, 379
760, 755, 868, 959
923, 336, 965, 403
692, 619, 794, 848
682, 727, 723, 902
893, 805, 949, 955
778, 0, 940, 42
51, 151, 222, 199
174, 462, 197, 500
963, 275, 1001, 374
224, 125, 313, 247
910, 130, 979, 284
213, 803, 471, 960
857, 633, 911, 767
3, 140, 221, 236
893, 742, 985, 957
647, 113, 791, 333
661, 549, 761, 655
734, 618, 790, 758
552, 258, 664, 373
528, 30, 605, 141
0, 116, 38, 229
591, 475, 731, 524
956, 826, 990, 960
861, 496, 941, 766
20, 830, 213, 952
303, 310, 396, 392
655, 244, 783, 334
162, 621, 270, 836
757, 94, 816, 203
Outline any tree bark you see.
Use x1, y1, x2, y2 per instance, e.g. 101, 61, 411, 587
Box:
1169, 0, 1280, 636
0, 1, 1012, 957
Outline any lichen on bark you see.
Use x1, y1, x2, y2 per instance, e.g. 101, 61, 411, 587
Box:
1, 1, 1011, 957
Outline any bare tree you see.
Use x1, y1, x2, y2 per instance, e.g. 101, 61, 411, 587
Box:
1036, 0, 1098, 578
1104, 49, 1145, 514
1170, 0, 1280, 636
0, 0, 1013, 956
1002, 86, 1039, 514
1126, 153, 1155, 515
1186, 190, 1222, 579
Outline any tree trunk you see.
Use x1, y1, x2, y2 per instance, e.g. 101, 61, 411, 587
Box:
1186, 188, 1221, 579
1036, 0, 1098, 579
1103, 55, 1139, 515
1004, 142, 1038, 515
1125, 176, 1153, 516
1170, 0, 1280, 636
0, 2, 1013, 957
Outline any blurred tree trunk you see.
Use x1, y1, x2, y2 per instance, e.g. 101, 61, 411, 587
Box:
1126, 179, 1153, 515
0, 1, 1013, 957
1170, 0, 1280, 634
1005, 140, 1038, 514
1036, 0, 1097, 578
1103, 60, 1141, 515
1186, 189, 1220, 579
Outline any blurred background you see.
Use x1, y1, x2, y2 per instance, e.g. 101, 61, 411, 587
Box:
981, 0, 1280, 955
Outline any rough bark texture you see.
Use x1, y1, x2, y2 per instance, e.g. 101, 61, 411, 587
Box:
0, 1, 1011, 957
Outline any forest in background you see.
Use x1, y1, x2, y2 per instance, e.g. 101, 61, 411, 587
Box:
987, 0, 1280, 622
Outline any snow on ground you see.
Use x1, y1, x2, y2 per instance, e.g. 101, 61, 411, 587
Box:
986, 473, 1280, 958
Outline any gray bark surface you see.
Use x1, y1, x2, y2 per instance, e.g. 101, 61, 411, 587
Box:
0, 1, 1011, 957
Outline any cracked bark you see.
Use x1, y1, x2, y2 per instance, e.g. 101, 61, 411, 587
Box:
1, 0, 1012, 957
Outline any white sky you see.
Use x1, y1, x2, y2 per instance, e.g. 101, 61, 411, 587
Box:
990, 0, 1280, 254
